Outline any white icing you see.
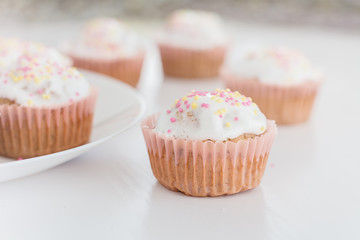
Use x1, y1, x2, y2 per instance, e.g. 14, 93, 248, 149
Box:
64, 18, 143, 59
0, 38, 72, 69
0, 56, 90, 107
157, 9, 228, 49
225, 45, 322, 85
154, 89, 267, 141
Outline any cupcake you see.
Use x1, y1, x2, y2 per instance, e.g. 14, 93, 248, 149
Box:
0, 56, 97, 159
221, 46, 322, 124
141, 89, 277, 197
63, 18, 145, 87
157, 9, 229, 78
0, 38, 72, 69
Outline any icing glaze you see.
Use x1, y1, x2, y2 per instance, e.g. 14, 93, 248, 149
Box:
0, 38, 72, 69
0, 56, 90, 107
64, 18, 143, 59
154, 89, 267, 141
225, 45, 322, 85
157, 9, 228, 49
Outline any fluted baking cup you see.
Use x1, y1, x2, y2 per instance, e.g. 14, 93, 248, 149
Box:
70, 53, 144, 87
221, 69, 321, 124
0, 89, 97, 159
158, 43, 227, 78
141, 114, 277, 197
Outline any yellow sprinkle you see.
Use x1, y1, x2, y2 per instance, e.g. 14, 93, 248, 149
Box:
194, 95, 200, 100
174, 99, 179, 104
63, 76, 68, 80
216, 99, 223, 103
225, 88, 231, 92
260, 126, 265, 132
42, 94, 51, 100
235, 102, 241, 107
191, 102, 198, 109
27, 100, 33, 106
254, 109, 258, 115
216, 88, 221, 92
241, 97, 246, 101
225, 122, 231, 128
220, 108, 227, 113
170, 104, 175, 108
182, 96, 187, 101
211, 96, 216, 100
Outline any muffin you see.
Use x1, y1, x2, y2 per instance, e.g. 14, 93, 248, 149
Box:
0, 56, 97, 159
141, 89, 277, 197
157, 9, 229, 78
221, 46, 322, 124
63, 18, 144, 87
0, 38, 72, 69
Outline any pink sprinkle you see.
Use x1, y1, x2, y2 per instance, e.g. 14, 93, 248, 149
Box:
167, 129, 172, 133
176, 102, 181, 108
234, 117, 239, 121
270, 163, 275, 168
17, 158, 23, 161
219, 92, 225, 98
3, 80, 7, 84
170, 117, 176, 123
231, 103, 235, 106
184, 100, 188, 104
166, 110, 171, 114
179, 107, 183, 113
75, 92, 80, 96
69, 99, 74, 103
219, 114, 223, 118
29, 94, 33, 97
37, 89, 43, 94
186, 104, 190, 109
201, 103, 209, 108
225, 99, 230, 103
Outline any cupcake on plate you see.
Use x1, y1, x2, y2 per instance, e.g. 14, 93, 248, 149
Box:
63, 18, 145, 87
0, 56, 97, 159
221, 46, 322, 124
0, 38, 72, 69
141, 89, 277, 197
157, 9, 229, 78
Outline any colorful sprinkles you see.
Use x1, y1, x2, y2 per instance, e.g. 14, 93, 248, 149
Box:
165, 89, 265, 133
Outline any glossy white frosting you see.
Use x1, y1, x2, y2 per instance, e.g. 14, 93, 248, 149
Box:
64, 18, 143, 59
157, 9, 228, 49
226, 45, 322, 85
154, 89, 267, 141
0, 56, 90, 107
0, 38, 72, 69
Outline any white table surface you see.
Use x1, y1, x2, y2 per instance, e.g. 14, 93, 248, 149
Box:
0, 20, 360, 240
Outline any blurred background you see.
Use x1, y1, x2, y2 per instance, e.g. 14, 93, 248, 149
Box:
1, 0, 360, 30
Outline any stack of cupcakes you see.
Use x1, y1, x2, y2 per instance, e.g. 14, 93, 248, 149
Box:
157, 9, 229, 78
63, 18, 145, 87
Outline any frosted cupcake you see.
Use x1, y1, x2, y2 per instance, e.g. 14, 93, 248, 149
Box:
221, 46, 322, 124
141, 89, 277, 197
63, 18, 144, 87
157, 9, 229, 78
0, 56, 97, 159
0, 38, 72, 69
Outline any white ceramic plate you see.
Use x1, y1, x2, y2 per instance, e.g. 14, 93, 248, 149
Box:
0, 70, 146, 183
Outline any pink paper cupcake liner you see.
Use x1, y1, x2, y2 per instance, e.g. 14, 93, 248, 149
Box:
221, 68, 321, 124
0, 89, 97, 159
141, 114, 277, 197
158, 43, 227, 78
69, 52, 144, 87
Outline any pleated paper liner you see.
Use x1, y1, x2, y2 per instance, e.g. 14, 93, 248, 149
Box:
69, 52, 144, 87
0, 89, 97, 159
158, 43, 227, 78
141, 114, 277, 197
221, 69, 321, 124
